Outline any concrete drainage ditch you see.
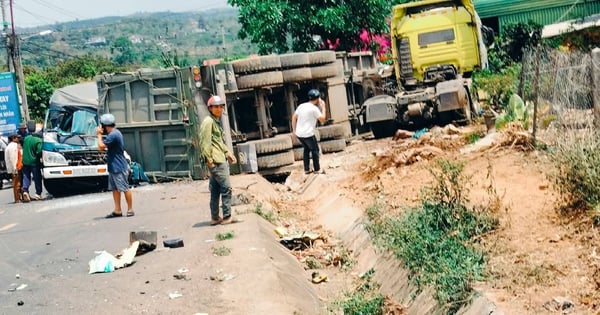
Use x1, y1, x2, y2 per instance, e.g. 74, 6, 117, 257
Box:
275, 169, 503, 314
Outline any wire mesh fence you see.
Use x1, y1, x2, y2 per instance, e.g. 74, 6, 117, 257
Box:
520, 46, 598, 143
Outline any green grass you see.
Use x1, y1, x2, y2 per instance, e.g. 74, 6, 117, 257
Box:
212, 246, 231, 256
254, 202, 275, 223
334, 269, 384, 315
216, 231, 235, 241
365, 160, 498, 314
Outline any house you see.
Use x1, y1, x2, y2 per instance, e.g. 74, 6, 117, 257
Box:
474, 0, 600, 34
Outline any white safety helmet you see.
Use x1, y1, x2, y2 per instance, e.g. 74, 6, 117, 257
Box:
100, 113, 116, 126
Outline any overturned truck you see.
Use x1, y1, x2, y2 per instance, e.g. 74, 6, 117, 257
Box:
96, 50, 351, 180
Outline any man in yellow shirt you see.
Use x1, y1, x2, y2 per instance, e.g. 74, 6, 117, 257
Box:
199, 95, 237, 225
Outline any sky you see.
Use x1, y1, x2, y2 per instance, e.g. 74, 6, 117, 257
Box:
7, 0, 230, 28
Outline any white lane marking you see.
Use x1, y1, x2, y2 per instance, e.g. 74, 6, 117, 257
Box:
35, 194, 111, 213
0, 223, 17, 232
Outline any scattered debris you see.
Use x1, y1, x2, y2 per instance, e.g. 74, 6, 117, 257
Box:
311, 271, 328, 284
280, 232, 322, 250
16, 284, 27, 291
88, 241, 139, 274
130, 231, 157, 255
274, 226, 288, 238
543, 296, 575, 312
17, 301, 24, 306
15, 274, 20, 279
163, 238, 184, 248
383, 296, 407, 314
209, 269, 235, 281
168, 291, 183, 299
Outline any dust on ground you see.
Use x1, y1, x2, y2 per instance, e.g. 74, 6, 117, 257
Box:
258, 122, 599, 314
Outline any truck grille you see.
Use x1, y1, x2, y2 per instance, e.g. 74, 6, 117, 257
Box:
62, 151, 107, 166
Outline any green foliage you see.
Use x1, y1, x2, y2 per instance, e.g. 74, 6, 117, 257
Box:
486, 21, 542, 72
227, 0, 390, 54
254, 202, 275, 223
365, 160, 498, 314
216, 231, 235, 241
472, 64, 520, 110
212, 245, 232, 256
335, 268, 384, 315
24, 72, 54, 122
549, 130, 600, 220
544, 26, 600, 52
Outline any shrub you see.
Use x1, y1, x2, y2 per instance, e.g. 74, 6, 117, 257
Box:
335, 268, 384, 315
549, 128, 600, 219
365, 160, 499, 314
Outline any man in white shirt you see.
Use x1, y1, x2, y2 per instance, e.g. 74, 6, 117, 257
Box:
4, 134, 22, 203
292, 89, 326, 174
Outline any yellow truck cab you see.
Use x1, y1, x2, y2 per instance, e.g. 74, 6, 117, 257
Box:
391, 0, 485, 86
362, 0, 486, 137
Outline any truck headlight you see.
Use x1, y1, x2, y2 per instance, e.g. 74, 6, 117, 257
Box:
42, 151, 68, 166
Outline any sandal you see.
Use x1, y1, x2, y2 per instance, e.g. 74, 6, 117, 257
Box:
105, 211, 123, 219
126, 211, 135, 217
210, 217, 222, 226
221, 216, 241, 225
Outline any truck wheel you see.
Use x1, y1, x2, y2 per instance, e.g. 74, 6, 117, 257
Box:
280, 53, 309, 68
231, 55, 281, 74
257, 150, 295, 169
370, 121, 397, 139
293, 147, 304, 161
316, 125, 345, 141
311, 64, 340, 80
282, 68, 312, 83
320, 138, 346, 153
236, 71, 284, 90
307, 51, 336, 65
248, 135, 293, 155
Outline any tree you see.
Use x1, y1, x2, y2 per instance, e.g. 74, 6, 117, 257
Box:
25, 71, 54, 122
111, 36, 137, 65
227, 0, 394, 54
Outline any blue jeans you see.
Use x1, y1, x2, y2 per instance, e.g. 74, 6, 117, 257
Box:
22, 164, 42, 195
208, 162, 232, 220
298, 135, 320, 172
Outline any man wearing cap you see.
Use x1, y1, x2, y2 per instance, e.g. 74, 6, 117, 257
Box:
4, 134, 22, 203
292, 89, 327, 174
17, 123, 29, 145
97, 113, 134, 218
199, 95, 237, 225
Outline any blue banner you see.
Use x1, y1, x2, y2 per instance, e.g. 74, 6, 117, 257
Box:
0, 72, 21, 136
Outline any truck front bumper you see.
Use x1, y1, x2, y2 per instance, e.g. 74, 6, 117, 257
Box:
43, 165, 108, 179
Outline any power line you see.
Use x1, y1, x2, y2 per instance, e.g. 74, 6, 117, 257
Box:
29, 0, 80, 20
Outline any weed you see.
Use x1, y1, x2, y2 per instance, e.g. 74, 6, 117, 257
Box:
255, 202, 276, 223
365, 160, 499, 314
548, 128, 600, 217
216, 231, 235, 241
334, 268, 384, 315
212, 246, 231, 256
305, 256, 323, 270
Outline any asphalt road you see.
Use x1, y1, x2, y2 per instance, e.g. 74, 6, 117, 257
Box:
0, 177, 320, 315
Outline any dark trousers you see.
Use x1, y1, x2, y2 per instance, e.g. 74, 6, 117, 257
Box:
298, 135, 320, 172
22, 164, 42, 195
208, 162, 232, 220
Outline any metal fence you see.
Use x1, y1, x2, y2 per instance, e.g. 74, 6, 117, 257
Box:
520, 47, 599, 142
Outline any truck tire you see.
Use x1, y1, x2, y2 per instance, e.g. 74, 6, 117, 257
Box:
236, 71, 284, 90
370, 121, 397, 139
257, 150, 295, 169
320, 138, 346, 153
290, 130, 320, 147
280, 53, 310, 68
316, 125, 345, 141
307, 51, 336, 65
248, 135, 293, 155
311, 64, 340, 80
231, 55, 281, 74
282, 68, 312, 83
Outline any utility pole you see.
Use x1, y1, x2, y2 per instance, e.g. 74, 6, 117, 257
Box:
1, 0, 14, 72
6, 0, 29, 121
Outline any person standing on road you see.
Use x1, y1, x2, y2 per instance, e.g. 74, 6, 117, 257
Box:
4, 134, 23, 203
96, 113, 134, 218
292, 89, 327, 174
200, 95, 237, 225
21, 133, 43, 201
